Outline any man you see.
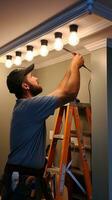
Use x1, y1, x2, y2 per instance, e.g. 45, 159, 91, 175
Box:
1, 53, 84, 200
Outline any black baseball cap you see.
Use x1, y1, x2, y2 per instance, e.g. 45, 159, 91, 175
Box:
7, 64, 34, 94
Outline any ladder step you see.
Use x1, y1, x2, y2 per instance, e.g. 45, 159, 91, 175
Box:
72, 193, 87, 200
71, 130, 91, 137
53, 135, 91, 151
72, 167, 83, 176
71, 102, 91, 108
74, 144, 91, 151
53, 134, 64, 140
47, 167, 60, 174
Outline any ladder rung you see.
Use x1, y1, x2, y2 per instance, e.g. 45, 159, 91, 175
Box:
71, 130, 91, 137
72, 167, 83, 176
53, 134, 64, 140
47, 167, 60, 174
70, 102, 91, 108
72, 193, 87, 200
75, 144, 91, 151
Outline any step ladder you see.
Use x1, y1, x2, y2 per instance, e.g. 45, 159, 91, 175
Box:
44, 102, 92, 200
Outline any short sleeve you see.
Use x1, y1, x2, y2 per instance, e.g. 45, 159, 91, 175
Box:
27, 95, 59, 120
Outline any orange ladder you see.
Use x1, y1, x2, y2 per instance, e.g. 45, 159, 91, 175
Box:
44, 102, 92, 200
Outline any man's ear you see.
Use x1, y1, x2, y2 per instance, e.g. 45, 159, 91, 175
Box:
22, 82, 30, 90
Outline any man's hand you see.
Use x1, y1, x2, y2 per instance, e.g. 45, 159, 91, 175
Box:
71, 53, 84, 70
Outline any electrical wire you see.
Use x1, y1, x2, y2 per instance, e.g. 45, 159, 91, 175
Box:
88, 79, 91, 104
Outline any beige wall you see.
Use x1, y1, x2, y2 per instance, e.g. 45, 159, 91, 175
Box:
0, 64, 15, 175
0, 54, 91, 176
91, 47, 109, 200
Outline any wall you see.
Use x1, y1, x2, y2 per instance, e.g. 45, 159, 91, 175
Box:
91, 47, 108, 200
0, 64, 15, 175
107, 45, 112, 200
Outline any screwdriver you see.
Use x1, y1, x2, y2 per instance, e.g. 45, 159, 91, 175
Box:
63, 47, 91, 72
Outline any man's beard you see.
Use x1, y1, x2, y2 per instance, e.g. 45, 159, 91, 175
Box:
29, 84, 43, 96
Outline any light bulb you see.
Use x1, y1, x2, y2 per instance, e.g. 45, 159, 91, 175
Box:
68, 24, 79, 46
25, 45, 34, 61
40, 40, 49, 57
5, 55, 13, 68
69, 32, 79, 46
54, 32, 63, 51
14, 51, 22, 66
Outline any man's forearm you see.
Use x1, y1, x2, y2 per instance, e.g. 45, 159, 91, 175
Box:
57, 69, 71, 89
57, 64, 80, 96
67, 66, 80, 96
48, 54, 83, 100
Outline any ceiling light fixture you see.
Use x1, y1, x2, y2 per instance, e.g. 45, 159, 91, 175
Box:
68, 24, 79, 46
14, 51, 22, 66
40, 39, 49, 57
54, 32, 63, 51
5, 55, 13, 68
25, 45, 34, 61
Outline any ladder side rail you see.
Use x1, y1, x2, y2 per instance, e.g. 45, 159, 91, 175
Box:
73, 105, 92, 200
45, 106, 65, 173
56, 104, 73, 199
85, 106, 91, 132
85, 106, 92, 171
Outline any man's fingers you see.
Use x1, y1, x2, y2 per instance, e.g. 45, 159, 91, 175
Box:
73, 52, 77, 56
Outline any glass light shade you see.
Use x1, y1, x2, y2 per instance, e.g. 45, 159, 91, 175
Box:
40, 45, 49, 57
68, 32, 79, 46
25, 50, 34, 61
54, 38, 63, 51
14, 56, 22, 66
14, 52, 22, 66
25, 45, 34, 61
5, 55, 13, 68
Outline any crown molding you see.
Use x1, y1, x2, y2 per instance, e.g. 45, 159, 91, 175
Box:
79, 19, 112, 38
84, 38, 107, 51
93, 1, 112, 21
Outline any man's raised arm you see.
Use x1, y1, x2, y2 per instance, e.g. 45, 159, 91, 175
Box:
48, 53, 84, 105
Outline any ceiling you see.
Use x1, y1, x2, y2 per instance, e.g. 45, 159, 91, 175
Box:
0, 0, 112, 68
0, 0, 77, 47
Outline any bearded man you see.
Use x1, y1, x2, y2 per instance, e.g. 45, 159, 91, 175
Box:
1, 53, 84, 200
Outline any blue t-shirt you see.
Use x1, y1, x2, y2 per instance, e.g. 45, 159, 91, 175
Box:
7, 95, 58, 169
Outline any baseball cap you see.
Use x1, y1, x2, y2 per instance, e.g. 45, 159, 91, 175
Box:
7, 64, 34, 94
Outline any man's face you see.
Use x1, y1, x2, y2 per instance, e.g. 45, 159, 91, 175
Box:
24, 72, 43, 96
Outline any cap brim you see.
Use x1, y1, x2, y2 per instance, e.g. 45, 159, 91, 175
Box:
24, 64, 34, 75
